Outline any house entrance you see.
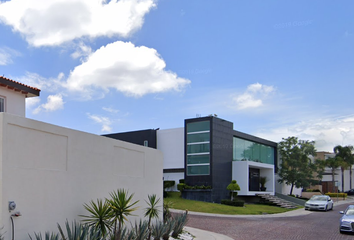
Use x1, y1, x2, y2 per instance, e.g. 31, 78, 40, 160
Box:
249, 168, 260, 191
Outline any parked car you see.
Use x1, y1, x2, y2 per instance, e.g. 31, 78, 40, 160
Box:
339, 205, 354, 233
304, 195, 333, 211
345, 189, 354, 195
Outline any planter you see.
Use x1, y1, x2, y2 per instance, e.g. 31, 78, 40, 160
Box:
260, 187, 267, 191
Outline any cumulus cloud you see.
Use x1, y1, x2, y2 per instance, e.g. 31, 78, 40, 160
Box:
233, 83, 275, 110
103, 107, 119, 114
0, 47, 20, 65
18, 72, 65, 92
255, 115, 354, 152
87, 113, 113, 132
0, 0, 156, 47
66, 41, 191, 99
33, 94, 64, 114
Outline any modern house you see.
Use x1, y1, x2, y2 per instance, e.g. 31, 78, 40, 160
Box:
105, 115, 278, 203
0, 76, 163, 239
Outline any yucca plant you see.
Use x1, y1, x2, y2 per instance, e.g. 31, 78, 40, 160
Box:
0, 227, 5, 240
29, 232, 59, 240
106, 189, 139, 240
144, 194, 160, 240
171, 211, 188, 238
80, 198, 112, 238
162, 201, 173, 222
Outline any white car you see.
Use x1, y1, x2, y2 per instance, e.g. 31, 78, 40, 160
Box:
304, 195, 333, 211
339, 205, 354, 233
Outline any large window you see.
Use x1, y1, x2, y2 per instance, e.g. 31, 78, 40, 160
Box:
186, 120, 210, 176
233, 137, 274, 164
0, 97, 4, 112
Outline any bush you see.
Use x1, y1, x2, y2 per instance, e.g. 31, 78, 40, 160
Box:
179, 179, 185, 184
177, 183, 185, 192
164, 181, 175, 189
325, 192, 347, 198
221, 199, 244, 207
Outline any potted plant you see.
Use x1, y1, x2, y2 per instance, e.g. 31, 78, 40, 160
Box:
260, 176, 267, 191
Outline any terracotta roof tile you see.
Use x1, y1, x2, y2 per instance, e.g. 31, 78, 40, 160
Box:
0, 76, 41, 97
0, 76, 41, 91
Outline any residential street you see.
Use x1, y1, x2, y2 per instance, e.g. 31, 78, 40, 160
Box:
185, 201, 354, 240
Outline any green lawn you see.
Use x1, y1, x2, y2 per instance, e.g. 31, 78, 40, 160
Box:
165, 192, 301, 215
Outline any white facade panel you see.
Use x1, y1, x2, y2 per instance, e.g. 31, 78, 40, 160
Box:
0, 113, 163, 239
0, 87, 26, 117
157, 128, 184, 169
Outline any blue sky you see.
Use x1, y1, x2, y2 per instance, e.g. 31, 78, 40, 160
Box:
0, 0, 353, 152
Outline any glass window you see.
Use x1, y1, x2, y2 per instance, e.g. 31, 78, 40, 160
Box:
0, 97, 4, 112
186, 132, 210, 143
233, 137, 274, 165
187, 121, 210, 133
187, 143, 210, 154
187, 154, 210, 164
187, 165, 210, 175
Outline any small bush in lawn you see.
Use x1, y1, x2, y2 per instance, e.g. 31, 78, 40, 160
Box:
221, 199, 245, 207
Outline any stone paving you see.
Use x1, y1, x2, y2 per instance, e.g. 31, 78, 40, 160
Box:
183, 198, 354, 240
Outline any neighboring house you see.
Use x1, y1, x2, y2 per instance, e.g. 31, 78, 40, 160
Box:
105, 115, 278, 203
0, 77, 163, 239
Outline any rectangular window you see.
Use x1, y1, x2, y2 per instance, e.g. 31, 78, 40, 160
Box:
143, 140, 148, 147
186, 120, 211, 176
0, 97, 4, 112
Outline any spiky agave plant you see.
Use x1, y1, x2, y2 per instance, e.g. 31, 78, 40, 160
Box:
28, 232, 59, 240
57, 220, 102, 240
130, 220, 149, 240
171, 211, 188, 238
151, 221, 165, 240
162, 218, 175, 240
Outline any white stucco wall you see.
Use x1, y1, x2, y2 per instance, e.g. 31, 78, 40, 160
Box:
157, 128, 184, 169
0, 88, 26, 117
0, 113, 163, 239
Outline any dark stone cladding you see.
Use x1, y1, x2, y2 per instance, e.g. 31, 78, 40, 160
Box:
184, 116, 233, 203
102, 129, 157, 149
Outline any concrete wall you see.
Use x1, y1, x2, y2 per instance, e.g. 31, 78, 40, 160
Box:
0, 113, 163, 239
0, 88, 26, 117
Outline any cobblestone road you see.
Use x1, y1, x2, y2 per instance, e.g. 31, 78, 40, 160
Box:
186, 203, 354, 240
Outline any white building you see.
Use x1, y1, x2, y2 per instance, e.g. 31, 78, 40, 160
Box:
0, 77, 163, 239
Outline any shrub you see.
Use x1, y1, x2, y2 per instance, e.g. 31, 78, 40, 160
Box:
171, 211, 188, 238
164, 181, 175, 190
177, 183, 185, 192
179, 179, 185, 184
221, 199, 245, 207
325, 192, 347, 198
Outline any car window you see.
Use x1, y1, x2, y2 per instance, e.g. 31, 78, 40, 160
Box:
346, 209, 354, 215
311, 196, 327, 201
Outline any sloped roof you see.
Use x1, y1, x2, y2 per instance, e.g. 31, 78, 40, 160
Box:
0, 76, 40, 98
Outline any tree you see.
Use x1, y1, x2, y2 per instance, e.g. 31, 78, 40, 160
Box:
278, 136, 317, 195
324, 156, 341, 192
226, 180, 240, 201
334, 145, 354, 191
106, 189, 139, 240
144, 194, 161, 240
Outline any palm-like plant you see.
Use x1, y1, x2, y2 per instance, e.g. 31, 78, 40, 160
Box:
171, 211, 188, 238
80, 199, 112, 238
325, 157, 341, 192
106, 189, 139, 240
144, 194, 161, 239
334, 145, 350, 192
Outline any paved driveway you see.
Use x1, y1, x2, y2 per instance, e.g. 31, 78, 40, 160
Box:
185, 202, 354, 240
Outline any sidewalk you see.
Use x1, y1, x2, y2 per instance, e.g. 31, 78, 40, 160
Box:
179, 197, 354, 239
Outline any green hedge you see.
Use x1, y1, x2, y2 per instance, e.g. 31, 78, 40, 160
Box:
164, 180, 175, 189
325, 192, 347, 198
221, 199, 245, 207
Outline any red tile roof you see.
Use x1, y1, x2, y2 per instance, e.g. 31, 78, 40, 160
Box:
0, 76, 40, 97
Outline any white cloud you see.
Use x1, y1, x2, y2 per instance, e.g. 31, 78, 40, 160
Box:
255, 115, 354, 152
66, 41, 191, 98
103, 107, 119, 114
87, 113, 112, 132
0, 47, 20, 65
33, 94, 64, 114
25, 97, 40, 108
17, 72, 65, 92
233, 83, 275, 110
71, 42, 92, 61
0, 0, 156, 47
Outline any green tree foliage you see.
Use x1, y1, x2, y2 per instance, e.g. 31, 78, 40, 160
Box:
278, 136, 317, 195
324, 156, 341, 192
226, 180, 240, 201
334, 145, 354, 191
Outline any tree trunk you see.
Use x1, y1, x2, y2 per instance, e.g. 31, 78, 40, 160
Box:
332, 170, 335, 192
342, 168, 345, 192
350, 166, 353, 189
290, 183, 294, 195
